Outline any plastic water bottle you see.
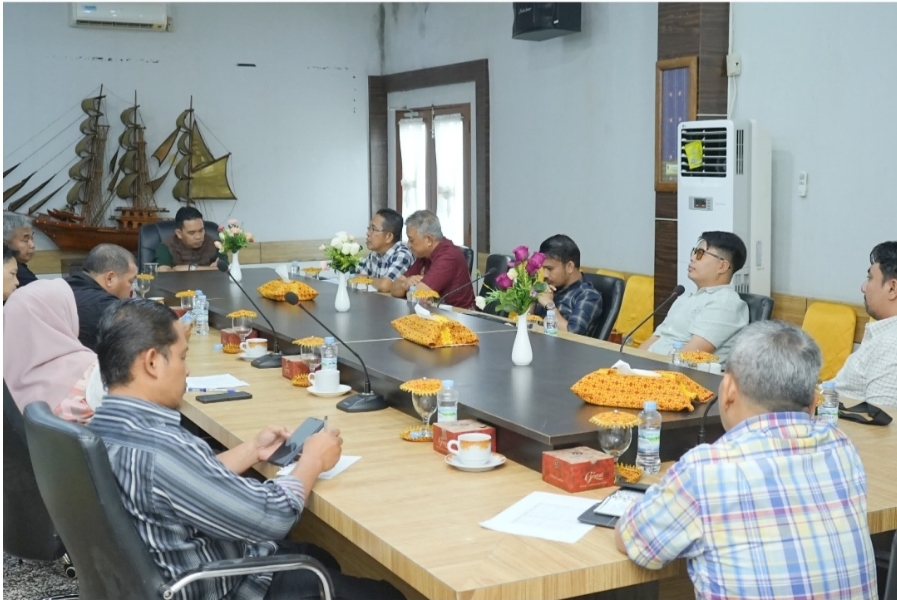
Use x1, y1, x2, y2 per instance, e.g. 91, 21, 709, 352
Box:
544, 310, 559, 336
194, 294, 209, 336
289, 261, 301, 280
407, 285, 417, 306
437, 380, 459, 422
817, 381, 840, 427
636, 401, 662, 474
670, 341, 684, 366
321, 336, 338, 370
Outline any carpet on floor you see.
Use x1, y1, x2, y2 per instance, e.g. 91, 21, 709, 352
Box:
2, 553, 79, 600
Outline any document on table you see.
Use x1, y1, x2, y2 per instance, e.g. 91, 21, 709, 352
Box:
480, 491, 598, 543
186, 374, 250, 390
276, 455, 361, 480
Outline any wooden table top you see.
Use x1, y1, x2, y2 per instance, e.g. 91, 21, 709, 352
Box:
180, 331, 897, 600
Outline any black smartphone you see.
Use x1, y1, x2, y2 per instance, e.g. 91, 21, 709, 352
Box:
195, 391, 253, 403
267, 417, 326, 466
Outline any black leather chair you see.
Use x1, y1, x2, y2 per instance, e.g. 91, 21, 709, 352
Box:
478, 254, 513, 315
137, 220, 220, 268
580, 273, 625, 341
739, 292, 775, 323
880, 533, 897, 600
23, 402, 335, 600
458, 245, 475, 276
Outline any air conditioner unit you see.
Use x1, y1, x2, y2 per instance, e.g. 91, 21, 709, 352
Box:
676, 119, 772, 296
69, 3, 170, 31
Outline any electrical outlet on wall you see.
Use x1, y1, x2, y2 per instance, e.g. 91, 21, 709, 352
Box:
798, 172, 808, 197
726, 53, 742, 76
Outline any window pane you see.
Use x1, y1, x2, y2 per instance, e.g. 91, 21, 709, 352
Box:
397, 118, 427, 222
433, 113, 464, 245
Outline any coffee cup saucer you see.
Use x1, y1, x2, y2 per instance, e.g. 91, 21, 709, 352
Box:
445, 453, 506, 473
307, 384, 352, 398
239, 353, 266, 361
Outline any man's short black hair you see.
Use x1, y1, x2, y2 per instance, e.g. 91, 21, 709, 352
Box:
700, 231, 747, 273
539, 234, 581, 268
96, 299, 179, 389
83, 243, 135, 276
376, 208, 404, 242
175, 206, 204, 230
871, 241, 897, 282
3, 243, 18, 263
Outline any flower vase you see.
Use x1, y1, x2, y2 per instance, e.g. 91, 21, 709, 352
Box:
334, 271, 351, 313
511, 314, 533, 366
230, 252, 243, 282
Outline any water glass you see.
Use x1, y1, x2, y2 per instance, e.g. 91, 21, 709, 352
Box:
143, 262, 158, 277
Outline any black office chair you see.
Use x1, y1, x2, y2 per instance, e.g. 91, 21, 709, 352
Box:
23, 402, 335, 600
137, 220, 220, 268
880, 533, 897, 600
478, 254, 513, 315
458, 245, 475, 276
580, 273, 625, 341
738, 292, 775, 323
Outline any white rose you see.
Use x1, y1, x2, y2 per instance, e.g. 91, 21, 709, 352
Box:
348, 234, 355, 242
319, 244, 326, 251
507, 268, 518, 281
330, 237, 342, 248
349, 242, 361, 254
219, 232, 226, 241
475, 296, 486, 310
337, 231, 349, 243
341, 243, 352, 255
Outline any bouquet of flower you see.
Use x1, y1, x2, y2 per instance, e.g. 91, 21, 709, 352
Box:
215, 219, 254, 254
475, 245, 548, 315
319, 231, 364, 273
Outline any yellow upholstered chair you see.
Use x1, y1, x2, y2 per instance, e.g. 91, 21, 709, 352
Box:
801, 301, 857, 382
596, 268, 626, 280
613, 275, 655, 347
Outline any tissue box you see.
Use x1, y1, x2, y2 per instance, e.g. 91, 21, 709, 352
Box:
220, 328, 258, 346
432, 420, 497, 455
281, 356, 310, 380
542, 446, 615, 493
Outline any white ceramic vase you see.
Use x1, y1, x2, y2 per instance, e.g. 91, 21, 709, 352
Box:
230, 251, 243, 282
511, 314, 533, 366
335, 271, 351, 312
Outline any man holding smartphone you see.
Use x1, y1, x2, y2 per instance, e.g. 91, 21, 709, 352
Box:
89, 299, 404, 600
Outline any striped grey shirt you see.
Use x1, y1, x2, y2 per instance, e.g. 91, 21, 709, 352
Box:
89, 395, 306, 600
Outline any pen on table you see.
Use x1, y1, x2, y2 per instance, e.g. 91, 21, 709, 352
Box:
188, 388, 238, 393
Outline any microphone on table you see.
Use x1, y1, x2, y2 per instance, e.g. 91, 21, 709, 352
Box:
284, 291, 387, 413
697, 397, 719, 445
434, 267, 497, 308
217, 259, 283, 369
619, 284, 686, 352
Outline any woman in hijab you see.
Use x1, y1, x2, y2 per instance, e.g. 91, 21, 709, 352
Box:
3, 278, 103, 422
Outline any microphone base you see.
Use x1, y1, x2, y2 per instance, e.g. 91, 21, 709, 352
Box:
250, 353, 283, 369
336, 391, 388, 413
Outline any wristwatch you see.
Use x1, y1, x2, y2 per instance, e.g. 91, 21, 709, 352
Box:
189, 263, 198, 271
546, 301, 556, 310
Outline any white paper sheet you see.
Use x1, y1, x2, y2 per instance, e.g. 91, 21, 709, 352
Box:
479, 491, 598, 543
610, 359, 661, 378
186, 374, 250, 390
276, 455, 361, 480
274, 264, 291, 282
413, 303, 433, 319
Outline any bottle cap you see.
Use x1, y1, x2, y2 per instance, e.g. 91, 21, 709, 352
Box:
546, 310, 555, 316
441, 380, 454, 389
644, 400, 657, 411
194, 289, 203, 295
324, 336, 335, 344
213, 344, 223, 352
672, 341, 684, 349
821, 381, 835, 389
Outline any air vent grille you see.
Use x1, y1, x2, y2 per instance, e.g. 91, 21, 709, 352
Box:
680, 127, 728, 178
735, 129, 744, 175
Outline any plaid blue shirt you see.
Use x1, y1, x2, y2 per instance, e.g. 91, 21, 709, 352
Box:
358, 242, 414, 280
619, 412, 877, 600
535, 278, 602, 336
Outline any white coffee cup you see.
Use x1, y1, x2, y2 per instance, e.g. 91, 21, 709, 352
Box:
240, 338, 267, 358
446, 432, 492, 466
308, 369, 340, 393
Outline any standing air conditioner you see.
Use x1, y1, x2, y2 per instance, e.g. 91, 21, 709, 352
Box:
676, 119, 772, 296
69, 3, 170, 31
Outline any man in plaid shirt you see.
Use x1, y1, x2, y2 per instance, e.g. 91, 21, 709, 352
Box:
533, 234, 601, 335
358, 208, 414, 292
617, 321, 878, 600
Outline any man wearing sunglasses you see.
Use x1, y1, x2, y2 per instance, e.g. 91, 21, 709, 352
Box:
640, 231, 749, 364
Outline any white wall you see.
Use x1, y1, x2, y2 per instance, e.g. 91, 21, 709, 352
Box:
3, 2, 382, 250
732, 3, 897, 303
383, 2, 659, 275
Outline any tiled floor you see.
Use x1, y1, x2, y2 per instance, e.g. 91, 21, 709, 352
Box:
2, 553, 78, 600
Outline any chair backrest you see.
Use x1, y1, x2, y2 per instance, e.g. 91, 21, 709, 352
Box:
580, 273, 625, 340
884, 531, 897, 600
802, 301, 857, 381
596, 268, 626, 280
24, 402, 167, 600
613, 275, 655, 347
3, 382, 65, 562
458, 245, 475, 276
137, 219, 220, 268
739, 292, 775, 323
479, 254, 512, 315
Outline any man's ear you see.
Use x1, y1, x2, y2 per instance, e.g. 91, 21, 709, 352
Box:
885, 276, 897, 300
719, 372, 739, 412
566, 261, 576, 275
141, 348, 163, 380
101, 271, 116, 291
174, 228, 184, 241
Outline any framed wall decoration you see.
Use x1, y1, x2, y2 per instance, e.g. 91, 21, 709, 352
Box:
655, 56, 698, 192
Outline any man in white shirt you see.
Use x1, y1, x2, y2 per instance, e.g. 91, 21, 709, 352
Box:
834, 241, 897, 407
641, 231, 749, 364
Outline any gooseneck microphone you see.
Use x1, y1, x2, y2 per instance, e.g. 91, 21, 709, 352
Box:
435, 268, 497, 307
619, 284, 686, 352
217, 260, 283, 369
697, 397, 719, 445
284, 291, 387, 413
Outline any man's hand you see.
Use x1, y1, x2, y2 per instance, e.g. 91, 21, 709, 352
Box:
253, 425, 291, 463
537, 286, 556, 308
407, 275, 424, 287
299, 428, 343, 473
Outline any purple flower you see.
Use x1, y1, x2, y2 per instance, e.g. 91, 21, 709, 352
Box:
528, 252, 545, 270
512, 245, 530, 263
495, 273, 513, 290
507, 260, 517, 268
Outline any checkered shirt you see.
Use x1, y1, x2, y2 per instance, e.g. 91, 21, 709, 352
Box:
834, 315, 897, 407
358, 242, 414, 280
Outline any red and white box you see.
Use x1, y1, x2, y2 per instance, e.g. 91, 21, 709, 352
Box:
220, 328, 258, 346
541, 446, 615, 492
281, 356, 310, 380
433, 419, 497, 455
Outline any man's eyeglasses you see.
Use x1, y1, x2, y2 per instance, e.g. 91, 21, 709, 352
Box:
366, 225, 384, 233
691, 247, 727, 262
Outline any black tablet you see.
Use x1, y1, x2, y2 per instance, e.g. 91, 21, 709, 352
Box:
577, 484, 649, 528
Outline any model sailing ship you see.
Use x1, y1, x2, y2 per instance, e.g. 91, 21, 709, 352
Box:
3, 88, 236, 252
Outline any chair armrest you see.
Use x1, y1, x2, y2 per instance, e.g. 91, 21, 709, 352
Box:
161, 554, 333, 600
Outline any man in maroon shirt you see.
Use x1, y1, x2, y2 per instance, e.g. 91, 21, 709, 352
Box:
390, 210, 475, 309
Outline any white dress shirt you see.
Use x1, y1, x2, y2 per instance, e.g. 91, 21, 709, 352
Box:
834, 315, 897, 407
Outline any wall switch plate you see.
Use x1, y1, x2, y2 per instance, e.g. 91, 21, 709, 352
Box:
798, 171, 808, 197
726, 53, 742, 76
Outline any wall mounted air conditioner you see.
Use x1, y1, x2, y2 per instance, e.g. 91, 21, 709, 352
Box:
70, 3, 170, 31
677, 119, 772, 296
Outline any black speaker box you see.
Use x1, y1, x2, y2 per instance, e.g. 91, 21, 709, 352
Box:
512, 3, 582, 41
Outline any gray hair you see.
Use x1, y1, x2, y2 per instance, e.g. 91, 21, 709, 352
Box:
83, 243, 136, 276
405, 210, 443, 240
726, 320, 822, 412
3, 213, 32, 242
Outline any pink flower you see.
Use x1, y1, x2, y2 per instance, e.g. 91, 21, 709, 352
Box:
508, 260, 517, 268
218, 225, 224, 232
246, 233, 254, 243
228, 219, 238, 226
495, 273, 513, 290
528, 252, 545, 270
512, 245, 529, 263
213, 241, 222, 250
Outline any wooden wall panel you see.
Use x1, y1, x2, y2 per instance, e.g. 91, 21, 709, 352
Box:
654, 220, 679, 319
657, 3, 701, 60
697, 3, 729, 118
655, 192, 677, 220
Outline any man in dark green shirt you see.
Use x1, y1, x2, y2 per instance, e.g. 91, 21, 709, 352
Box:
156, 206, 224, 272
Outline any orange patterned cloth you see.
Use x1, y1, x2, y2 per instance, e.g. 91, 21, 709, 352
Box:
678, 350, 719, 364
571, 368, 714, 412
257, 280, 319, 302
616, 463, 643, 483
391, 315, 479, 349
291, 374, 311, 387
222, 343, 242, 354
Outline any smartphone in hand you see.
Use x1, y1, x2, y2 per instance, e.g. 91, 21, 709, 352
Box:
267, 417, 326, 466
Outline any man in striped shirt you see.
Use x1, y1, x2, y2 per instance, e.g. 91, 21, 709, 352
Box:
89, 299, 404, 600
617, 320, 877, 600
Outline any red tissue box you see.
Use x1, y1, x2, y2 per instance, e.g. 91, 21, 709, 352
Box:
220, 328, 258, 346
432, 420, 497, 455
542, 446, 615, 493
281, 356, 310, 380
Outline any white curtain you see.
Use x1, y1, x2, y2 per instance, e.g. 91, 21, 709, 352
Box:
398, 118, 427, 222
433, 113, 465, 245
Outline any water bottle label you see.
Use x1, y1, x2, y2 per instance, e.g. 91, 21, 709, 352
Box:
321, 357, 337, 370
817, 406, 839, 427
437, 407, 458, 422
545, 325, 558, 336
638, 429, 660, 453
